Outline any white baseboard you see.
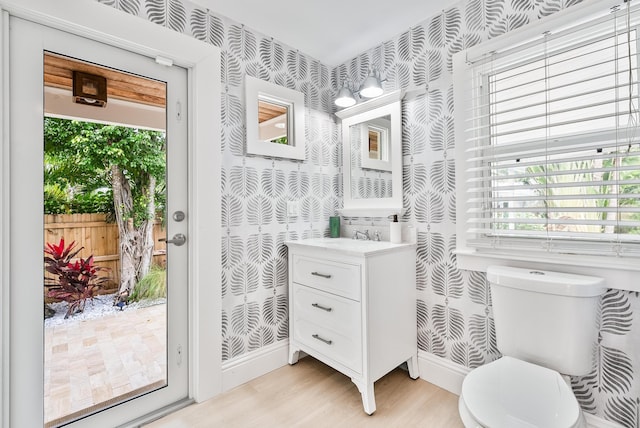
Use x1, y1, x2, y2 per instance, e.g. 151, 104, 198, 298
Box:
221, 341, 289, 392
417, 350, 469, 395
417, 351, 624, 428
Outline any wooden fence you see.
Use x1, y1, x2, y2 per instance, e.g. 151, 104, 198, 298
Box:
44, 213, 166, 291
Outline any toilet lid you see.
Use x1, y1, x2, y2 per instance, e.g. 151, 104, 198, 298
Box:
462, 356, 580, 428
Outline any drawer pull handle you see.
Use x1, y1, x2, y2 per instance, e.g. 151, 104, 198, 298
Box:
312, 334, 333, 345
311, 271, 332, 279
311, 303, 333, 312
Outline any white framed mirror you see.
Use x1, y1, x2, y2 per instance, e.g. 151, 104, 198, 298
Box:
245, 75, 305, 160
336, 90, 404, 217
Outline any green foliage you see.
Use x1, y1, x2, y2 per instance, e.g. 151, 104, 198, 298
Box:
44, 238, 109, 319
129, 265, 166, 302
271, 136, 288, 145
43, 117, 166, 221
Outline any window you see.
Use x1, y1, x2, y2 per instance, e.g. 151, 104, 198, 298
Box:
456, 1, 640, 259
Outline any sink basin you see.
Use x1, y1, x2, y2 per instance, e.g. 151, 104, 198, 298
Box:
284, 237, 414, 256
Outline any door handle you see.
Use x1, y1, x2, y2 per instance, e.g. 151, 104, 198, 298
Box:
160, 233, 186, 246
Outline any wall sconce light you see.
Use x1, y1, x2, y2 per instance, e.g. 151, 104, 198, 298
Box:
335, 69, 385, 108
73, 71, 107, 107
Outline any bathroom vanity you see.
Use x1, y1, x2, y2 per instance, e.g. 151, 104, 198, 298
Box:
285, 238, 418, 415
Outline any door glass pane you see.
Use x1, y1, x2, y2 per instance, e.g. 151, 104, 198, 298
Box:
43, 52, 168, 427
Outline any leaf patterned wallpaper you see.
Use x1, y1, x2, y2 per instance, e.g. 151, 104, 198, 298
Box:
98, 0, 638, 426
96, 0, 339, 361
335, 0, 639, 426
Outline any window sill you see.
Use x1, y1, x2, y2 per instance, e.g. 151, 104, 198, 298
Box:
455, 248, 640, 293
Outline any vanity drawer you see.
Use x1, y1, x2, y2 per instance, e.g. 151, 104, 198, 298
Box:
293, 284, 361, 337
292, 255, 361, 301
293, 317, 362, 373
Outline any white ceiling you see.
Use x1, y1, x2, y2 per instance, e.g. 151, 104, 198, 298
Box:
192, 0, 458, 66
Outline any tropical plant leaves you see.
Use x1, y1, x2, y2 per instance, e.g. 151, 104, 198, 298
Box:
231, 301, 260, 335
262, 257, 288, 289
145, 0, 186, 33
247, 233, 273, 265
414, 50, 443, 87
288, 170, 310, 199
372, 41, 396, 73
262, 294, 288, 326
100, 0, 140, 15
301, 196, 322, 222
230, 262, 259, 296
228, 24, 257, 61
398, 26, 426, 62
287, 50, 308, 81
222, 335, 244, 361
599, 289, 633, 335
431, 159, 456, 193
248, 326, 275, 351
221, 91, 243, 127
229, 166, 258, 199
430, 116, 455, 152
418, 329, 447, 356
604, 396, 638, 428
403, 163, 428, 196
465, 0, 505, 32
417, 232, 446, 265
259, 37, 285, 72
222, 235, 243, 270
468, 271, 490, 305
221, 193, 243, 227
428, 8, 461, 47
402, 123, 427, 157
469, 313, 497, 354
261, 168, 286, 199
432, 304, 465, 341
432, 263, 464, 298
417, 300, 429, 329
451, 342, 485, 368
488, 14, 530, 39
415, 191, 446, 223
190, 8, 224, 47
247, 194, 273, 226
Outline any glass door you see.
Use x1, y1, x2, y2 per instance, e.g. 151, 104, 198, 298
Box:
9, 17, 189, 428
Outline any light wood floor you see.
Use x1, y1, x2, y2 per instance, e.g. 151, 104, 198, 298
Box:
146, 356, 464, 428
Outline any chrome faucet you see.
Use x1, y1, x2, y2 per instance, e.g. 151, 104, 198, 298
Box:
352, 229, 370, 240
373, 230, 381, 241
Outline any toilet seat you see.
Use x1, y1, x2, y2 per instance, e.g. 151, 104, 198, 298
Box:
460, 356, 581, 428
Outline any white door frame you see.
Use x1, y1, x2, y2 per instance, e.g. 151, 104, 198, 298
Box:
0, 1, 222, 425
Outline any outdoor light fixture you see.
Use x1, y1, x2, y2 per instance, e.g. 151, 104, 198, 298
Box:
334, 69, 384, 108
73, 71, 107, 107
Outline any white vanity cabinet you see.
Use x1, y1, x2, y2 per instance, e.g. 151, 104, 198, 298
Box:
285, 238, 418, 415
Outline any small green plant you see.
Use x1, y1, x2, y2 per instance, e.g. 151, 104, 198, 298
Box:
129, 265, 166, 301
44, 238, 108, 318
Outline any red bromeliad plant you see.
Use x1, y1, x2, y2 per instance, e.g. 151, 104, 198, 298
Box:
44, 238, 108, 319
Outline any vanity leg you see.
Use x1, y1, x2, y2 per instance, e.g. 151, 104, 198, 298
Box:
407, 355, 419, 380
361, 382, 376, 415
352, 379, 376, 415
288, 347, 300, 365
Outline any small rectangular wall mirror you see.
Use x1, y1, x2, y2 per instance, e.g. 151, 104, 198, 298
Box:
336, 90, 404, 217
245, 75, 305, 160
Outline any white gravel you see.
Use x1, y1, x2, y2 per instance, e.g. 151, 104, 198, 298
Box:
45, 293, 166, 328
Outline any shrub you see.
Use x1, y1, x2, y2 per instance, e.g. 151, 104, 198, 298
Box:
129, 265, 166, 302
44, 238, 109, 318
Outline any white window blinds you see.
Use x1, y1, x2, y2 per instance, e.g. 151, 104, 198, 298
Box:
461, 2, 640, 257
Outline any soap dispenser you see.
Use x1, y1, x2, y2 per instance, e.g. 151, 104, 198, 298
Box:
389, 214, 401, 244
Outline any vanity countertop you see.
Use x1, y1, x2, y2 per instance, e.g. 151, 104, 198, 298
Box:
284, 237, 416, 257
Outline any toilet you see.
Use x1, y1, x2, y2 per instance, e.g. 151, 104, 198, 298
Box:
458, 266, 606, 428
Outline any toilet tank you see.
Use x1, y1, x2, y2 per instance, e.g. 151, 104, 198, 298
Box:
487, 266, 606, 376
